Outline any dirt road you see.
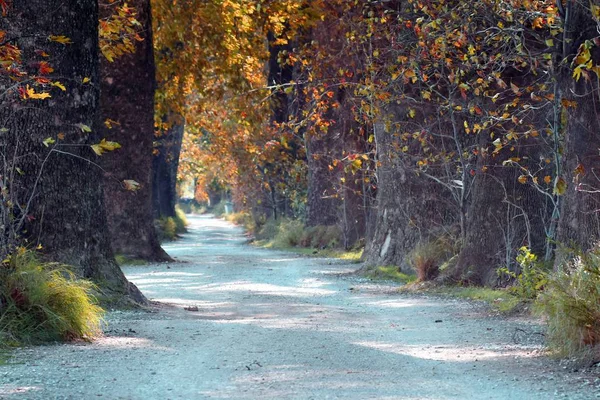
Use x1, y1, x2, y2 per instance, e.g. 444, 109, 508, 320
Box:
1, 215, 598, 399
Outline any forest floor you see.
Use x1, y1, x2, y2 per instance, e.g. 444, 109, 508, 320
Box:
1, 215, 600, 399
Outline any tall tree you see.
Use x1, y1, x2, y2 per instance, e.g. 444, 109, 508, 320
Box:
1, 0, 144, 301
556, 1, 600, 255
99, 0, 170, 261
153, 117, 184, 218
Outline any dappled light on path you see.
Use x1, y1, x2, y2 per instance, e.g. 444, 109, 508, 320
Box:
0, 215, 593, 399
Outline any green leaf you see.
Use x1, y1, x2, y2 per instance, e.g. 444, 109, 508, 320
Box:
43, 137, 56, 147
77, 123, 92, 133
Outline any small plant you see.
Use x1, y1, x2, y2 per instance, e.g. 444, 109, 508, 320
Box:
537, 247, 600, 359
0, 249, 104, 345
156, 217, 177, 241
368, 266, 417, 283
225, 211, 256, 234
174, 206, 188, 234
409, 240, 446, 281
498, 246, 548, 300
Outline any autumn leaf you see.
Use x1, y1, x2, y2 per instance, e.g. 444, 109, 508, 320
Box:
91, 138, 121, 156
123, 180, 141, 191
49, 35, 72, 45
38, 61, 54, 75
22, 85, 51, 100
544, 175, 552, 184
51, 81, 66, 91
554, 177, 567, 195
518, 175, 528, 184
76, 123, 92, 133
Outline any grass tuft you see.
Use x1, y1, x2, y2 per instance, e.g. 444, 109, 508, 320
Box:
536, 248, 600, 360
0, 249, 104, 346
437, 287, 522, 313
367, 266, 417, 284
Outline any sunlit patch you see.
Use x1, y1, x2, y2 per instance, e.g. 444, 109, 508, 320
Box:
183, 281, 336, 297
352, 341, 543, 362
0, 386, 41, 396
360, 299, 435, 309
95, 336, 171, 351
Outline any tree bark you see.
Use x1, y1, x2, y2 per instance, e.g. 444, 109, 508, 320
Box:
153, 121, 184, 218
449, 144, 547, 285
2, 0, 144, 302
556, 2, 600, 256
363, 107, 455, 271
99, 0, 170, 261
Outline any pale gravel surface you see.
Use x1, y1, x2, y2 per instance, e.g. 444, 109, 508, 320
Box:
1, 215, 600, 399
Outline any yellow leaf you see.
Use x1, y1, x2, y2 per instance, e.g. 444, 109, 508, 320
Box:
123, 180, 141, 191
545, 39, 554, 47
368, 135, 374, 143
91, 138, 121, 155
25, 85, 51, 100
82, 77, 91, 84
408, 109, 416, 118
49, 35, 72, 45
51, 81, 66, 91
42, 137, 55, 147
554, 177, 567, 195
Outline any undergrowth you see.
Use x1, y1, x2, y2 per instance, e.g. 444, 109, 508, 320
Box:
156, 206, 189, 242
226, 214, 362, 262
114, 254, 148, 266
537, 247, 600, 360
0, 249, 104, 346
367, 266, 417, 284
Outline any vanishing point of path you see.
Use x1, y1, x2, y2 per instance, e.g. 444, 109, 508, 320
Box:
1, 215, 599, 399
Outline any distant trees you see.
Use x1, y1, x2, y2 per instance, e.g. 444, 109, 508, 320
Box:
175, 0, 600, 286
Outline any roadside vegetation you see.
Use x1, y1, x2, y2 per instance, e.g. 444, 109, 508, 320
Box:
155, 205, 189, 242
0, 250, 104, 347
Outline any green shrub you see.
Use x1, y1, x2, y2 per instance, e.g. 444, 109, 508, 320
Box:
174, 206, 188, 234
0, 249, 104, 346
537, 248, 600, 359
299, 225, 341, 249
498, 246, 548, 300
156, 217, 177, 241
225, 212, 256, 235
272, 219, 305, 248
211, 200, 227, 217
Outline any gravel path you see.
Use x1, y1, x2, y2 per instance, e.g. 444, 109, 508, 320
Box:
1, 215, 599, 399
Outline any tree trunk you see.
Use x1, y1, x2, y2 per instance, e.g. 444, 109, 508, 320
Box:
556, 2, 600, 256
305, 132, 342, 227
363, 109, 455, 271
2, 0, 144, 302
153, 121, 184, 218
99, 0, 170, 261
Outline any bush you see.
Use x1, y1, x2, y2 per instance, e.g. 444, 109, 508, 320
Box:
211, 200, 227, 217
225, 212, 256, 235
272, 219, 305, 248
498, 246, 548, 300
300, 225, 341, 249
174, 206, 188, 234
0, 249, 104, 345
537, 247, 600, 359
156, 217, 177, 241
409, 240, 447, 281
